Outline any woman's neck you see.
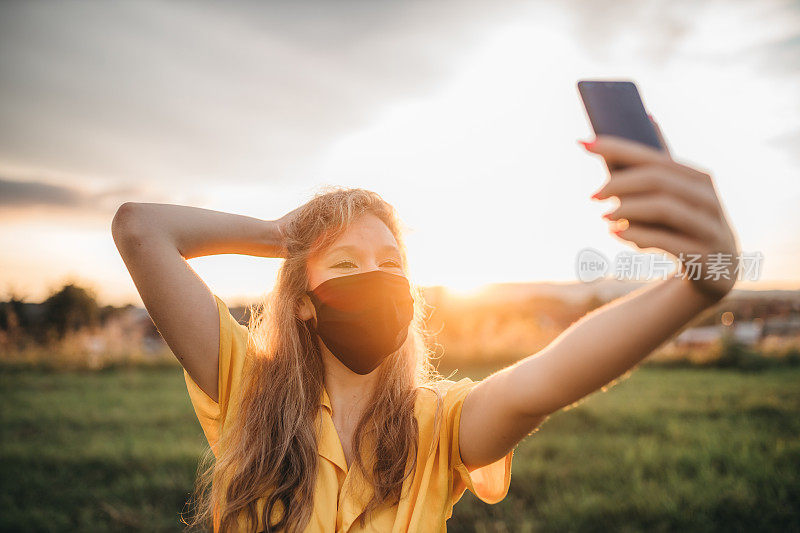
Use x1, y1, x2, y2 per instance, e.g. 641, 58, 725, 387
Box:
320, 347, 381, 420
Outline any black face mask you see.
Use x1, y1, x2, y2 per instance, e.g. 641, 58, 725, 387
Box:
305, 270, 414, 375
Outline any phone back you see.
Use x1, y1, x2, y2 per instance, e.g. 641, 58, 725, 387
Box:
577, 80, 663, 151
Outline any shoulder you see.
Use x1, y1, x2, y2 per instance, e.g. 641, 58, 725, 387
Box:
414, 377, 479, 424
214, 294, 250, 344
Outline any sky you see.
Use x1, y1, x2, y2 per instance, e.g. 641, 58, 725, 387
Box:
1, 0, 798, 306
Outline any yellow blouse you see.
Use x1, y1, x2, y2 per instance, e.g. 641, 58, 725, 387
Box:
183, 294, 514, 532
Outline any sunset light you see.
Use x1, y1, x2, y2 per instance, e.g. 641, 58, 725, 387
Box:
1, 1, 798, 305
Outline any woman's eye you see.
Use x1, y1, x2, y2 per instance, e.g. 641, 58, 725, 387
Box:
332, 260, 400, 268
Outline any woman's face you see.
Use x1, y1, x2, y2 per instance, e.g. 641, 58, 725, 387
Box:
298, 212, 405, 322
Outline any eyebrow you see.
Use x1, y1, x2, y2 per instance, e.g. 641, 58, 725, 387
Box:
325, 244, 401, 258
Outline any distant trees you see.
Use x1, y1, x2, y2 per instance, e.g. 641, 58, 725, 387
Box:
0, 282, 127, 346
0, 282, 171, 366
42, 284, 100, 339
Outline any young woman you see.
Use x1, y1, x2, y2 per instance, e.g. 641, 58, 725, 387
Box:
111, 126, 738, 532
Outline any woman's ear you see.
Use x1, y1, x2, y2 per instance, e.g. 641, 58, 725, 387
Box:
298, 294, 314, 321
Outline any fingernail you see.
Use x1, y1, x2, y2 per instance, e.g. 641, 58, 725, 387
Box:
590, 191, 602, 199
577, 140, 595, 149
602, 212, 612, 219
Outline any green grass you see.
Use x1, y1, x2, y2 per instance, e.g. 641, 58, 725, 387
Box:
1, 365, 798, 532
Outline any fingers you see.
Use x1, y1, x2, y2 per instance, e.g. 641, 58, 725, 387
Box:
614, 221, 704, 258
603, 194, 719, 242
582, 134, 672, 169
591, 164, 721, 215
581, 131, 733, 264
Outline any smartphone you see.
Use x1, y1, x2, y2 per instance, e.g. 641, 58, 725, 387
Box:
577, 80, 666, 170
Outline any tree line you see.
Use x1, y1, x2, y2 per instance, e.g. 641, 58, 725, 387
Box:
0, 283, 139, 349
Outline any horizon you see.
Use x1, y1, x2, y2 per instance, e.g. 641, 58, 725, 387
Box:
7, 275, 799, 309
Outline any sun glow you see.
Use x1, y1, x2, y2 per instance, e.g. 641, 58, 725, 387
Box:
443, 279, 489, 299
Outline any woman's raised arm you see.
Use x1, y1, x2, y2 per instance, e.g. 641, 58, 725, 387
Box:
457, 129, 740, 471
110, 202, 290, 402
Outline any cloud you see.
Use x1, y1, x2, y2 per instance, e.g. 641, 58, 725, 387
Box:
0, 0, 527, 188
0, 176, 150, 213
0, 178, 88, 208
1, 0, 795, 191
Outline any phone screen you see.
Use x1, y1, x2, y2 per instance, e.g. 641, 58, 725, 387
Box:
577, 80, 664, 151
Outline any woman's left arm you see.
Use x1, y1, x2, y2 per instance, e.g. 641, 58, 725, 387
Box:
458, 124, 740, 470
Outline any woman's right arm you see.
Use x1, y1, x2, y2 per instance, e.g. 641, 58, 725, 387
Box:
111, 202, 288, 403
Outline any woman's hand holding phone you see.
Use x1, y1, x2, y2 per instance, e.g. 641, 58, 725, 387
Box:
581, 117, 740, 301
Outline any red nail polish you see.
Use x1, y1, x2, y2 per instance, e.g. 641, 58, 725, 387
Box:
602, 212, 612, 219
578, 140, 594, 149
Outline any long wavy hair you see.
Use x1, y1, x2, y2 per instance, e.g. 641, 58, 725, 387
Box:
182, 186, 447, 532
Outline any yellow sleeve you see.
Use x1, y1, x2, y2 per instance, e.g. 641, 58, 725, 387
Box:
445, 377, 515, 506
183, 294, 249, 457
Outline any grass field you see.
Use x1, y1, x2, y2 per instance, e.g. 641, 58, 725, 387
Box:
1, 364, 798, 532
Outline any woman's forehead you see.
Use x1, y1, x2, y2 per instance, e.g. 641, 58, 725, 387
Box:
316, 215, 399, 258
